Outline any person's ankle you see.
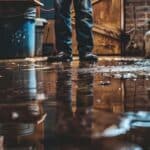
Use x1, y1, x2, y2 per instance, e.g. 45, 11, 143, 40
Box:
79, 52, 98, 62
47, 51, 72, 62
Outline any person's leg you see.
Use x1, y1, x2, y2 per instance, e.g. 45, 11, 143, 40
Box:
55, 0, 72, 56
73, 0, 97, 61
48, 0, 73, 62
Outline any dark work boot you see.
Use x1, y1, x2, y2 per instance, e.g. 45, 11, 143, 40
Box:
47, 51, 72, 62
79, 52, 98, 62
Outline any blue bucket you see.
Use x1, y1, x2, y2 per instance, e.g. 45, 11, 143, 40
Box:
0, 7, 36, 58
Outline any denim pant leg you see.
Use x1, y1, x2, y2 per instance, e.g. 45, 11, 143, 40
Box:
73, 0, 94, 56
54, 0, 72, 55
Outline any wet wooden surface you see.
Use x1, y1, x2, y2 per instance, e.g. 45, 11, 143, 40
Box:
0, 58, 149, 149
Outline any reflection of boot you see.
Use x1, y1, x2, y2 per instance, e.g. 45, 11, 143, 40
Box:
55, 102, 73, 143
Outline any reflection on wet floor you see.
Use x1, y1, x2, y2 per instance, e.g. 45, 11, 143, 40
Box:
0, 58, 150, 149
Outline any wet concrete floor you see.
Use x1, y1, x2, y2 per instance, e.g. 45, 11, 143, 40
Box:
0, 57, 150, 149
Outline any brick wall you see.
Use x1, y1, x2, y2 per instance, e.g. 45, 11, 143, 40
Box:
124, 0, 150, 56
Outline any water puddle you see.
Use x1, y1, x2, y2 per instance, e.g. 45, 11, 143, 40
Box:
0, 58, 149, 149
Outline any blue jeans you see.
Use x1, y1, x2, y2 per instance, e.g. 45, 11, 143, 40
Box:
55, 0, 93, 57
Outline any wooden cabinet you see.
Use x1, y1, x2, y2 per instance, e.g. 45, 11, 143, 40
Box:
72, 0, 122, 55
